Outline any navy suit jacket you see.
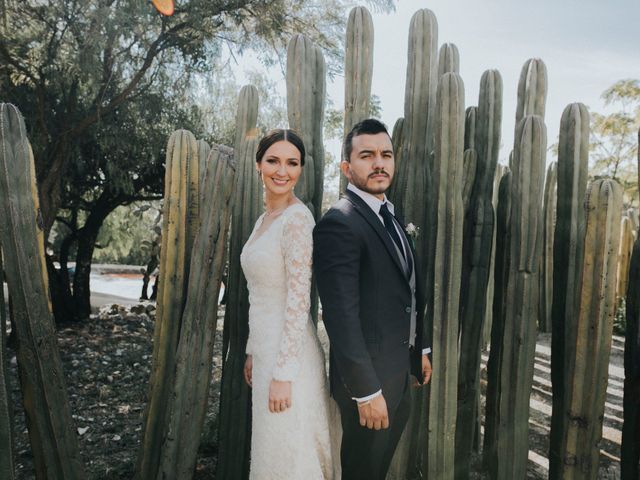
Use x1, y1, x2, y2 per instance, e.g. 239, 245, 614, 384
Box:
313, 189, 426, 398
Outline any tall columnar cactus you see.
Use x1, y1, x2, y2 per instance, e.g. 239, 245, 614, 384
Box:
483, 168, 512, 472
138, 128, 200, 480
489, 115, 546, 480
464, 106, 477, 150
483, 164, 508, 347
217, 85, 262, 480
540, 161, 557, 332
158, 146, 236, 479
197, 139, 211, 206
340, 5, 374, 192
391, 117, 405, 179
389, 8, 438, 234
515, 58, 547, 125
437, 43, 460, 78
617, 215, 634, 300
549, 103, 590, 478
621, 126, 640, 479
286, 34, 326, 220
0, 103, 85, 479
461, 149, 477, 212
425, 71, 465, 480
0, 246, 15, 480
555, 179, 623, 479
456, 69, 502, 480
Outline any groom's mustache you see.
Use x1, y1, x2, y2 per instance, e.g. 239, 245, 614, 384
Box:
369, 170, 390, 178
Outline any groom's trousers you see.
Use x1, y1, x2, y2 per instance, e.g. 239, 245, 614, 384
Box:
333, 356, 412, 480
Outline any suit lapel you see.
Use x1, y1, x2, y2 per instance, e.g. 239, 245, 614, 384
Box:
344, 190, 407, 278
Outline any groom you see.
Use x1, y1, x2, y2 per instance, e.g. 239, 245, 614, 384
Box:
313, 118, 432, 480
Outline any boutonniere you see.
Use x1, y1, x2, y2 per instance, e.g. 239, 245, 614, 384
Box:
405, 223, 419, 248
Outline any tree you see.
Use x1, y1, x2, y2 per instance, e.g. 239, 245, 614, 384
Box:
590, 79, 640, 204
0, 0, 394, 322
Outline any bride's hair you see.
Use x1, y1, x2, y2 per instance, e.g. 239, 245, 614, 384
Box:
256, 129, 306, 166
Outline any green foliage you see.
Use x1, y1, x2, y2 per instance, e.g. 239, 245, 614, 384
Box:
614, 297, 627, 336
590, 79, 640, 203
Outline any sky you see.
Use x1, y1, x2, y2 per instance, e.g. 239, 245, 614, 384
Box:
235, 0, 640, 165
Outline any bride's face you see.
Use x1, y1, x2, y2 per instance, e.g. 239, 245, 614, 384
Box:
257, 140, 303, 197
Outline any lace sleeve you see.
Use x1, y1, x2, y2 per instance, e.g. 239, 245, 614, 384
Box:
272, 208, 314, 381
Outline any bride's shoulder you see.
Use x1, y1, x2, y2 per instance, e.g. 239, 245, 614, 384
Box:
283, 202, 315, 224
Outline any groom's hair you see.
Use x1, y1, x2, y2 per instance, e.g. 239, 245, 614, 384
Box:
342, 118, 390, 162
256, 128, 306, 166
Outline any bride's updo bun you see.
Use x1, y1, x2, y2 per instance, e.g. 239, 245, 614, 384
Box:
256, 129, 306, 166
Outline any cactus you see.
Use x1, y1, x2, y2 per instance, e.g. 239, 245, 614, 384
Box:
216, 85, 262, 480
621, 127, 640, 479
555, 179, 623, 479
437, 43, 460, 78
0, 103, 85, 479
0, 246, 15, 480
456, 69, 502, 479
340, 5, 374, 192
197, 139, 211, 206
158, 145, 236, 479
483, 164, 508, 347
539, 161, 557, 332
425, 71, 465, 479
391, 117, 405, 182
488, 115, 546, 479
286, 34, 326, 220
515, 58, 547, 125
389, 8, 438, 233
137, 128, 200, 480
464, 106, 477, 150
617, 215, 634, 300
483, 168, 512, 472
549, 103, 589, 477
461, 149, 477, 212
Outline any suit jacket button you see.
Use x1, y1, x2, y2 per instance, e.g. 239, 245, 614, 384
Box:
405, 306, 411, 313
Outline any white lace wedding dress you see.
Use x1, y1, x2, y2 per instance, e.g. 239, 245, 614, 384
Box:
241, 203, 337, 480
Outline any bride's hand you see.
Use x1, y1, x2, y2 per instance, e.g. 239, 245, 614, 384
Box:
244, 355, 253, 387
268, 379, 292, 413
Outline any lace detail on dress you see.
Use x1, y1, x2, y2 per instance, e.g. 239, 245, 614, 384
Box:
272, 207, 314, 381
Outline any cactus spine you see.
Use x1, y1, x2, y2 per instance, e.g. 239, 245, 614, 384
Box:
557, 179, 623, 479
621, 127, 640, 479
138, 128, 200, 480
0, 246, 14, 480
491, 115, 546, 479
426, 71, 465, 479
217, 85, 262, 480
540, 161, 557, 332
159, 145, 236, 479
340, 6, 374, 192
549, 103, 590, 477
286, 34, 326, 220
0, 103, 85, 479
456, 69, 502, 479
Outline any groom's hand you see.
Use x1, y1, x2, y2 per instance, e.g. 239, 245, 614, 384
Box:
422, 354, 432, 385
357, 394, 389, 430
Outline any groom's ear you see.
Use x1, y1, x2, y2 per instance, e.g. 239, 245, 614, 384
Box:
340, 159, 351, 179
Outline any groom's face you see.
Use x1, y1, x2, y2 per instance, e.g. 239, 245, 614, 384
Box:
341, 132, 394, 199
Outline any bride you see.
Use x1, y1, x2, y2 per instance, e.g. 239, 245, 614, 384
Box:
241, 129, 336, 479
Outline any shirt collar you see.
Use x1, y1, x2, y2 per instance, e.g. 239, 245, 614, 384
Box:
346, 183, 395, 216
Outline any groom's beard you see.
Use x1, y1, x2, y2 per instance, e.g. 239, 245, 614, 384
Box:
349, 168, 393, 196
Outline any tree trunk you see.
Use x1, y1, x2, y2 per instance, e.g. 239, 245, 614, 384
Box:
72, 202, 115, 320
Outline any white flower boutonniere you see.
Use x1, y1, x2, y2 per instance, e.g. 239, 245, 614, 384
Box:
405, 223, 420, 249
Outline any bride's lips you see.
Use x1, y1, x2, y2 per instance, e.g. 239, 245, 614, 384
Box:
270, 177, 289, 185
